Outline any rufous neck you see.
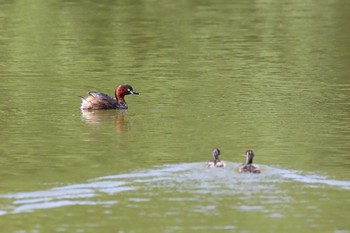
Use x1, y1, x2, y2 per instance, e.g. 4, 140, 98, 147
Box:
115, 88, 126, 104
116, 96, 126, 105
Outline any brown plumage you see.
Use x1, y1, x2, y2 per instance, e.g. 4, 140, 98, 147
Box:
239, 150, 261, 173
80, 84, 139, 110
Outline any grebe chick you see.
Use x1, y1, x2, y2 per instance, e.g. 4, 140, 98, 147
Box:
207, 148, 226, 168
239, 150, 261, 174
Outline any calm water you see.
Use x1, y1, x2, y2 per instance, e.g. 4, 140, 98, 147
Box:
0, 0, 350, 232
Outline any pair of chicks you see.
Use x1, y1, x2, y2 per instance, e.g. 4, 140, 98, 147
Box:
207, 148, 261, 174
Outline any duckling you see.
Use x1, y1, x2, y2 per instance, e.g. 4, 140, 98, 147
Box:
239, 150, 261, 174
207, 148, 226, 168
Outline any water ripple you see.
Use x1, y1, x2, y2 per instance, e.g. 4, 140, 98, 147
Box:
0, 163, 349, 216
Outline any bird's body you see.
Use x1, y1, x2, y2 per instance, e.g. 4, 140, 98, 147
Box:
207, 148, 226, 168
80, 84, 139, 110
239, 150, 261, 174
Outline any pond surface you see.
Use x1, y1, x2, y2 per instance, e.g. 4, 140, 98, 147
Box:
0, 0, 350, 232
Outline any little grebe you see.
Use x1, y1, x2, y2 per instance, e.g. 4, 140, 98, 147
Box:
80, 84, 139, 110
239, 150, 261, 174
207, 148, 226, 168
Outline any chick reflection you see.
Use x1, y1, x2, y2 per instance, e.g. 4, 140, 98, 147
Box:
81, 110, 129, 133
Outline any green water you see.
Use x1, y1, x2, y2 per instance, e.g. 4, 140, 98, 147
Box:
0, 0, 349, 232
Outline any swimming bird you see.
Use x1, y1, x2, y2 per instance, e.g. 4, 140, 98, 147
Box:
207, 148, 226, 168
80, 84, 139, 110
239, 150, 261, 173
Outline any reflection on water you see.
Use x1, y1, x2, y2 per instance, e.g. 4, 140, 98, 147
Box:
0, 0, 350, 231
81, 110, 130, 133
0, 163, 349, 216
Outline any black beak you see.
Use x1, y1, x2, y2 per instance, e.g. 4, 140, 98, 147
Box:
130, 90, 139, 95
